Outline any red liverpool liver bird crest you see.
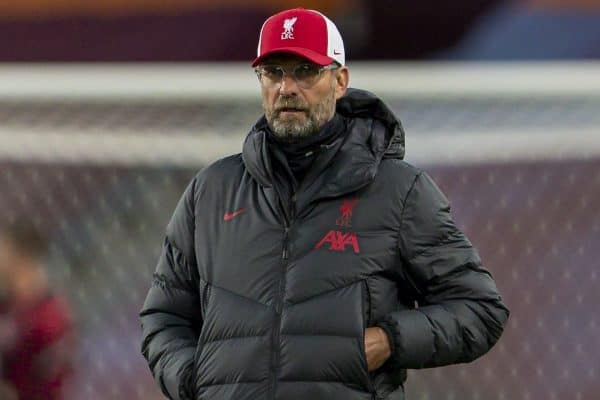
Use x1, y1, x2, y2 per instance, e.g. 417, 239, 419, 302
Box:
336, 198, 358, 227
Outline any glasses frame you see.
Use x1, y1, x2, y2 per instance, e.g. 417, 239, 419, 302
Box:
254, 62, 340, 89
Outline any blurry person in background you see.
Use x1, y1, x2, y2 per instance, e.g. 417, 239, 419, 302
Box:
0, 277, 17, 400
441, 0, 600, 59
0, 220, 73, 400
0, 380, 18, 400
141, 7, 509, 400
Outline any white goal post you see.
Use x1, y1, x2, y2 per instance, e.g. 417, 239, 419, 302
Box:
0, 62, 599, 166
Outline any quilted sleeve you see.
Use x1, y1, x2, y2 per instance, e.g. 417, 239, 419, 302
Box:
139, 176, 201, 400
376, 171, 509, 369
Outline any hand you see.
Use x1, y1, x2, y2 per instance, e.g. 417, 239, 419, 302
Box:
363, 327, 391, 372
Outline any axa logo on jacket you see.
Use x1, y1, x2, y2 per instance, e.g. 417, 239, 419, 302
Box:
315, 230, 360, 253
315, 198, 361, 253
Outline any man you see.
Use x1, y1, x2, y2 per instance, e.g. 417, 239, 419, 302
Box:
0, 221, 73, 400
140, 8, 509, 400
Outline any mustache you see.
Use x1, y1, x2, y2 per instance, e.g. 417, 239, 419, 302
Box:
274, 98, 308, 113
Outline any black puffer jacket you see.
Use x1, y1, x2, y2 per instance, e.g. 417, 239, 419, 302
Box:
140, 88, 509, 400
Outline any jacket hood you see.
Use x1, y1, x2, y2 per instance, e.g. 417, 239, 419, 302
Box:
242, 88, 405, 198
335, 88, 405, 160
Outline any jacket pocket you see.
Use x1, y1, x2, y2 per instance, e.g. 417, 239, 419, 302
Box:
199, 279, 211, 320
193, 279, 211, 394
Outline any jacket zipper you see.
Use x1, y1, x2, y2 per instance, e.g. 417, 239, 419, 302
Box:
270, 194, 296, 399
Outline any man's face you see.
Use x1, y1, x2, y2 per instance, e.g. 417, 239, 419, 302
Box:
257, 53, 348, 142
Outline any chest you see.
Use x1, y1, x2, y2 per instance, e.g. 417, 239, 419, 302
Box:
194, 176, 401, 304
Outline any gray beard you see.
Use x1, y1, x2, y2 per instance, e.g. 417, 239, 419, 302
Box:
268, 113, 320, 143
265, 88, 336, 143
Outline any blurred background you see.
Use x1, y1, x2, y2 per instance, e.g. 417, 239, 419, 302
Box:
0, 0, 599, 399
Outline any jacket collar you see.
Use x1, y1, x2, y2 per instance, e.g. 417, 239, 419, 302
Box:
242, 88, 405, 200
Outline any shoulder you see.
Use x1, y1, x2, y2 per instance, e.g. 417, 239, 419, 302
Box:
194, 153, 244, 182
381, 158, 422, 176
377, 158, 424, 194
375, 159, 451, 212
189, 153, 244, 194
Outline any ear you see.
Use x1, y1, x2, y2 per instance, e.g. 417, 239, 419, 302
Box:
334, 67, 349, 100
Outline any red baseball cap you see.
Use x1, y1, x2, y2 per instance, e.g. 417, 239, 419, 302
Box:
252, 8, 345, 67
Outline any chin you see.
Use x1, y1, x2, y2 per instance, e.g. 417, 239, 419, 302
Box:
273, 124, 315, 141
274, 119, 305, 132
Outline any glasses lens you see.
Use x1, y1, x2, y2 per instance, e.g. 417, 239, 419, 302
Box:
258, 65, 283, 86
293, 64, 321, 84
256, 63, 330, 88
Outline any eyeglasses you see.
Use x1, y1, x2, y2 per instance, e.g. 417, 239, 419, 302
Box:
254, 63, 339, 89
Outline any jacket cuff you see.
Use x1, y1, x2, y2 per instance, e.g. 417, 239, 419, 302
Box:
375, 317, 398, 367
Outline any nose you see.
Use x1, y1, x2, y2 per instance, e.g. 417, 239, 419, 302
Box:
278, 73, 299, 96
